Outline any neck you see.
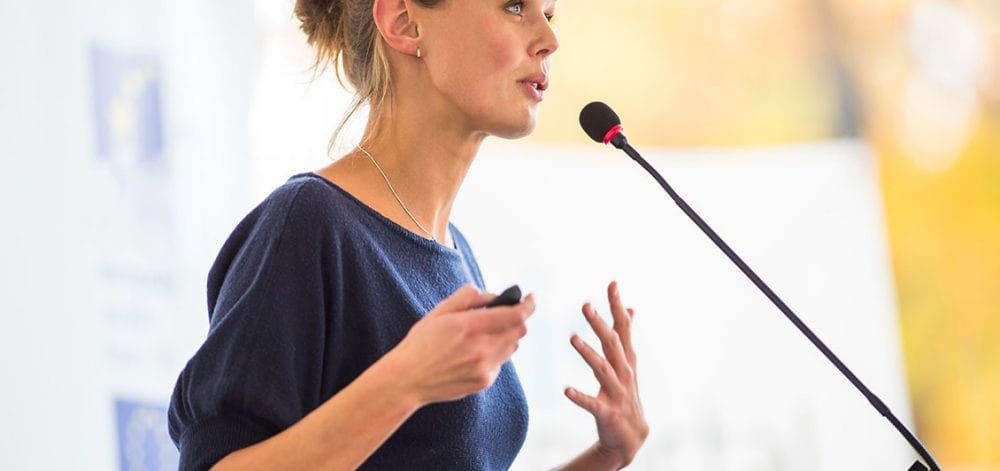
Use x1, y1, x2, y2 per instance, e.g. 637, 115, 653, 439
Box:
322, 92, 487, 245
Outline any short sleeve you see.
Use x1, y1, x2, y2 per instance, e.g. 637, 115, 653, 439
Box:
167, 182, 337, 470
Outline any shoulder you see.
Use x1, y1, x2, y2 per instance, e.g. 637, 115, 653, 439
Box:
243, 173, 356, 243
207, 174, 350, 306
264, 173, 344, 222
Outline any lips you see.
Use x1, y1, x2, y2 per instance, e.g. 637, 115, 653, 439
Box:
518, 73, 549, 101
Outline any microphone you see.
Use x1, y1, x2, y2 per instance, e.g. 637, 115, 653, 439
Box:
580, 101, 939, 471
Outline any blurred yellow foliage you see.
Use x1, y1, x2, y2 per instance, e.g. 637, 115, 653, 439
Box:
878, 117, 1000, 467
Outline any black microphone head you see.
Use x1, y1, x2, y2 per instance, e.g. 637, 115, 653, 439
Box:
579, 101, 622, 144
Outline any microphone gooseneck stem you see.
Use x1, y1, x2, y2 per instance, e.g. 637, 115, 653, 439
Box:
617, 138, 939, 471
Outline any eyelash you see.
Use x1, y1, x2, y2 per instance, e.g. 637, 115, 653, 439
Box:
504, 1, 555, 23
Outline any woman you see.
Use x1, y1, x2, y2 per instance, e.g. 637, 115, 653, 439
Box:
167, 0, 648, 469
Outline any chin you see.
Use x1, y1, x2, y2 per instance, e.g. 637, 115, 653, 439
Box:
489, 112, 538, 140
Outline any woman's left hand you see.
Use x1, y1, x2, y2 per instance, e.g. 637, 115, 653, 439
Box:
565, 281, 649, 469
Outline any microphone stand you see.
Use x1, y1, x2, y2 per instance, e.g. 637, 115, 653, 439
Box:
607, 133, 939, 471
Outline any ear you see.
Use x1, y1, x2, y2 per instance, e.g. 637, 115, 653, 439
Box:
372, 0, 421, 57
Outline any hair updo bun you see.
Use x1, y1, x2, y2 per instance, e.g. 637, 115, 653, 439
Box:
295, 0, 374, 92
294, 0, 440, 149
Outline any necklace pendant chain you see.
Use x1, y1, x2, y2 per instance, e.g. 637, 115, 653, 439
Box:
357, 145, 437, 242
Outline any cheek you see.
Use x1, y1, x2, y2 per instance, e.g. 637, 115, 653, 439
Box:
483, 32, 520, 72
456, 32, 522, 106
424, 16, 529, 127
434, 20, 520, 92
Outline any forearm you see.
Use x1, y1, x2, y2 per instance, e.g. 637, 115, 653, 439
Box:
212, 354, 422, 470
552, 442, 626, 471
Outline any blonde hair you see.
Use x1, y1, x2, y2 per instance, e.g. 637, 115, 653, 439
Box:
295, 0, 441, 150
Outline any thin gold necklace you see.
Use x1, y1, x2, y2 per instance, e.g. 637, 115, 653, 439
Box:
356, 145, 437, 242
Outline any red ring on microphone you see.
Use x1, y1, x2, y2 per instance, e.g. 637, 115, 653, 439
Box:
602, 124, 623, 145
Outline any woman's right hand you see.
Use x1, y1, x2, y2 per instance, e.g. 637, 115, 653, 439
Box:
386, 284, 535, 406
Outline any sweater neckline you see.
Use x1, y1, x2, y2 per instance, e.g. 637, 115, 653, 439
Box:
292, 172, 463, 257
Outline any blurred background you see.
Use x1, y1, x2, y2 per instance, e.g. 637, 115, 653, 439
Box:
1, 0, 996, 470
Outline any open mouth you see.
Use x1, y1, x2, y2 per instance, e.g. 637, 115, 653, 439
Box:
519, 74, 549, 102
521, 81, 544, 101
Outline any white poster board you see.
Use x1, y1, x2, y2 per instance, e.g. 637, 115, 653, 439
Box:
455, 139, 915, 470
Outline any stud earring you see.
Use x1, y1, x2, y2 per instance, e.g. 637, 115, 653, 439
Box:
417, 47, 422, 59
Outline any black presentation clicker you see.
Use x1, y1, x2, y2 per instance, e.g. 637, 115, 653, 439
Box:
485, 285, 522, 308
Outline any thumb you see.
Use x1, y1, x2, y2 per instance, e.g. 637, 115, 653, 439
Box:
428, 284, 493, 317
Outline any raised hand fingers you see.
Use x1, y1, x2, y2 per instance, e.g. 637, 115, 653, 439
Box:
607, 281, 637, 369
570, 334, 626, 398
564, 385, 600, 416
583, 302, 633, 385
564, 285, 649, 466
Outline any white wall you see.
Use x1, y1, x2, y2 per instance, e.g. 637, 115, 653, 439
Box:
0, 0, 255, 469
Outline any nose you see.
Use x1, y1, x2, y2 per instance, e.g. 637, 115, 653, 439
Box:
533, 18, 559, 59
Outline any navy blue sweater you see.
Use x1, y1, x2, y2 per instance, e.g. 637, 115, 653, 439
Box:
168, 173, 529, 470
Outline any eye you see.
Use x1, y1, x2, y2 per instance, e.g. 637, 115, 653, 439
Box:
544, 12, 555, 23
504, 1, 523, 15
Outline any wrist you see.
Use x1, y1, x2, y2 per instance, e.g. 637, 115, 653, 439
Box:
374, 348, 427, 410
590, 442, 628, 470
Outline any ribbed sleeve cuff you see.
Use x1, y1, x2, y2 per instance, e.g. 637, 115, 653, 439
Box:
178, 415, 278, 471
